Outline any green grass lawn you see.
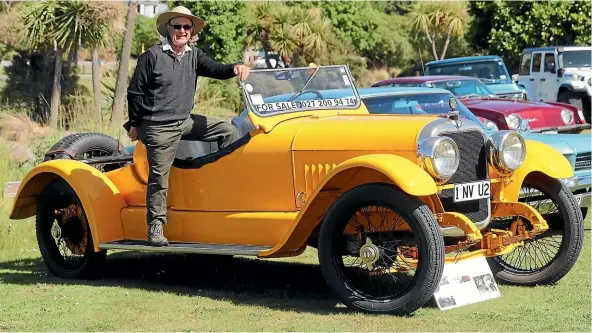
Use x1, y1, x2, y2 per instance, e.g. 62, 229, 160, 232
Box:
0, 206, 590, 331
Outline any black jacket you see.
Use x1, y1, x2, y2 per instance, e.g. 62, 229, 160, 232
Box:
126, 43, 236, 126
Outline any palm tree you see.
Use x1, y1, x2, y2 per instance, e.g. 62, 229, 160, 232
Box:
20, 1, 60, 128
439, 3, 468, 60
409, 2, 439, 60
53, 0, 124, 127
111, 0, 137, 128
269, 23, 297, 67
408, 1, 468, 61
19, 0, 123, 129
244, 1, 277, 68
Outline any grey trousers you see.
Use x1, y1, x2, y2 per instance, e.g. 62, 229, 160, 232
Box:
138, 114, 239, 226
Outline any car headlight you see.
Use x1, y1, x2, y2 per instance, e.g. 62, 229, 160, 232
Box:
505, 113, 522, 129
488, 131, 526, 173
484, 119, 499, 131
561, 108, 573, 125
588, 78, 591, 86
418, 137, 460, 181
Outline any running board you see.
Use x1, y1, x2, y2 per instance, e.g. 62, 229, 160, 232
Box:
99, 240, 271, 256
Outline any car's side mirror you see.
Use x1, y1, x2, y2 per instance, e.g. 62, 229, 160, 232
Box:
512, 74, 519, 82
557, 68, 564, 77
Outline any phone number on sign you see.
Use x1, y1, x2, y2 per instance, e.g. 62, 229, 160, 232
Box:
253, 98, 357, 112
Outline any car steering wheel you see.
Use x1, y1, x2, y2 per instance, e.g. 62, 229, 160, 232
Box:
287, 89, 324, 102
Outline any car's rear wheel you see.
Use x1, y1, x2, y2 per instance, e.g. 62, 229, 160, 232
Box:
36, 179, 106, 278
43, 132, 128, 172
488, 178, 584, 285
318, 183, 444, 315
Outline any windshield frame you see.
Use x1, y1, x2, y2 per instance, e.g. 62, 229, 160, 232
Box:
426, 59, 512, 84
239, 65, 362, 118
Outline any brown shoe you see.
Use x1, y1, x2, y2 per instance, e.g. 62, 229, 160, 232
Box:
148, 221, 169, 247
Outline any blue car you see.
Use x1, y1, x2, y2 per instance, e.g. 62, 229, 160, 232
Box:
425, 55, 528, 101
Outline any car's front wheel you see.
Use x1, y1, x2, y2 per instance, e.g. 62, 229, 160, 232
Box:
36, 179, 106, 278
488, 178, 584, 285
318, 183, 444, 315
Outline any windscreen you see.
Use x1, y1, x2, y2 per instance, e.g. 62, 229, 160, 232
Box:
561, 50, 592, 68
241, 65, 360, 116
362, 92, 484, 126
428, 79, 495, 98
426, 60, 511, 84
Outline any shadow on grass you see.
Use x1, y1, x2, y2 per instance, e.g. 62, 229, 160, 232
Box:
0, 251, 400, 315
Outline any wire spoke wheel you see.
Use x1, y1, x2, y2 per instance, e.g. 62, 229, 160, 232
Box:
48, 204, 90, 268
488, 178, 583, 286
496, 185, 563, 272
36, 180, 106, 278
338, 205, 419, 300
318, 183, 444, 315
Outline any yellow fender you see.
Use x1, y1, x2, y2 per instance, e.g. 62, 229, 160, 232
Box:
9, 160, 127, 251
259, 154, 437, 257
502, 140, 574, 202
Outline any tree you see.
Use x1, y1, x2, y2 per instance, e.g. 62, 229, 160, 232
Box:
170, 0, 246, 64
408, 1, 468, 61
111, 0, 137, 128
244, 1, 279, 68
19, 1, 63, 128
52, 0, 124, 127
468, 0, 592, 72
131, 14, 160, 58
320, 0, 413, 68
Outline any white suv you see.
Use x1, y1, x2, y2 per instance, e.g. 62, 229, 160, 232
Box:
517, 46, 591, 122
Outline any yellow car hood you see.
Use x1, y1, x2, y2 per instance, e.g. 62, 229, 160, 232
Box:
288, 113, 439, 151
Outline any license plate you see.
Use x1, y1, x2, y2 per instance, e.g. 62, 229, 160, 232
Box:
454, 180, 490, 202
543, 130, 558, 134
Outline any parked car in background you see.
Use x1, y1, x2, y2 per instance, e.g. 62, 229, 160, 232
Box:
516, 46, 592, 122
424, 55, 528, 100
371, 76, 590, 134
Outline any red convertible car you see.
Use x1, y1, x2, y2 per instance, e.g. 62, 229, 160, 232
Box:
372, 75, 590, 134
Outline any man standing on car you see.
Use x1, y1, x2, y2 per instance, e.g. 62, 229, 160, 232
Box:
125, 6, 250, 247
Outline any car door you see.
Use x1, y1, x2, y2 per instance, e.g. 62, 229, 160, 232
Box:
529, 52, 544, 101
518, 52, 536, 100
540, 52, 559, 101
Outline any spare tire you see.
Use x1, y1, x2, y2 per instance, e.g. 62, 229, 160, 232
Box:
43, 133, 130, 172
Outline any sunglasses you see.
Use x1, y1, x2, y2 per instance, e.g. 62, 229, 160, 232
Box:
169, 24, 193, 31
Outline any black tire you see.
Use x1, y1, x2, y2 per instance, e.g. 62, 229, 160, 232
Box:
36, 179, 106, 278
487, 178, 584, 286
43, 132, 128, 172
558, 91, 590, 122
317, 183, 444, 315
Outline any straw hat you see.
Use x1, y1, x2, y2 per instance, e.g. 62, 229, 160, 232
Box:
156, 6, 205, 38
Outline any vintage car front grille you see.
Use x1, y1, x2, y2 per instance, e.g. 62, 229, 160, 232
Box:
575, 152, 591, 171
437, 130, 490, 223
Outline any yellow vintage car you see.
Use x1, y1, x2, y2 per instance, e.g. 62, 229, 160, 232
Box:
9, 65, 584, 315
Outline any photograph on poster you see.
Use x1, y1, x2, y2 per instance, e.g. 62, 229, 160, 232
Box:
474, 273, 498, 294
